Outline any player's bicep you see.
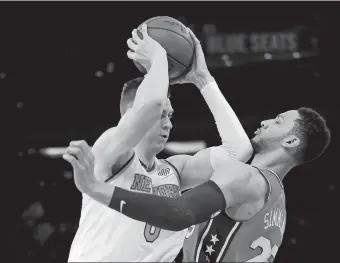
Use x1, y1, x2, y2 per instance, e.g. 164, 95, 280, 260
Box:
180, 148, 214, 191
92, 127, 123, 164
210, 161, 264, 207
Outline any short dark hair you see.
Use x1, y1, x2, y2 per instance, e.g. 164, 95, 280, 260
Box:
293, 107, 331, 163
120, 77, 171, 115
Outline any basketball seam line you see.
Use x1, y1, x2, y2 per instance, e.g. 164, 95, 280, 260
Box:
167, 53, 187, 68
147, 27, 193, 68
147, 26, 194, 49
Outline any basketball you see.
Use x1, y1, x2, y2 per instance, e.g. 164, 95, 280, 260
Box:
134, 16, 195, 79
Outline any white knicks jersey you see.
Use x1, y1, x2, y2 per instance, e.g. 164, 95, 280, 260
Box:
68, 153, 187, 262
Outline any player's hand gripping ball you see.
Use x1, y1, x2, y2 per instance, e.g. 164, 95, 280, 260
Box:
133, 16, 195, 79
127, 24, 167, 73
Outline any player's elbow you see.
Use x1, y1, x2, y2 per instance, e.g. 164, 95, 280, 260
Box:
170, 213, 195, 232
135, 99, 163, 117
148, 99, 164, 110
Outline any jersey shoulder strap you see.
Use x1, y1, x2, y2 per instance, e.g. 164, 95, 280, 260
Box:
251, 166, 284, 208
104, 152, 136, 183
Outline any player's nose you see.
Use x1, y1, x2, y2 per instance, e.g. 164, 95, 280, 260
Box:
163, 119, 172, 131
261, 121, 268, 129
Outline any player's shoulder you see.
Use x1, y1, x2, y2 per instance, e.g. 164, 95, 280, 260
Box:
165, 154, 191, 175
235, 162, 269, 198
212, 160, 268, 201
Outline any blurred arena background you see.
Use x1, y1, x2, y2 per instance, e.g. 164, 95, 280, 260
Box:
1, 2, 338, 262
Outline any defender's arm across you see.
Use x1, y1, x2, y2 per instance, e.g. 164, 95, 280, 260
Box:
89, 159, 266, 231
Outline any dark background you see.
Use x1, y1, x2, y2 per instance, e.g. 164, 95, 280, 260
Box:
0, 2, 338, 263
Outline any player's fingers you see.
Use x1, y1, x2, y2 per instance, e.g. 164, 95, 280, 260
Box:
127, 38, 137, 52
81, 142, 95, 168
70, 140, 94, 168
65, 145, 89, 168
140, 23, 148, 36
131, 29, 142, 43
70, 140, 88, 154
62, 153, 83, 170
69, 140, 90, 164
127, 50, 137, 60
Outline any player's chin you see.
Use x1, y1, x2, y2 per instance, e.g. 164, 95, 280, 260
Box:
156, 140, 167, 150
250, 135, 261, 145
250, 134, 258, 141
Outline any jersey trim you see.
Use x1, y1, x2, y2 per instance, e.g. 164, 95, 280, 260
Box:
162, 159, 181, 184
104, 152, 136, 183
216, 221, 242, 262
194, 218, 214, 262
246, 166, 273, 222
194, 217, 242, 262
252, 166, 272, 203
262, 168, 284, 189
139, 159, 156, 172
221, 210, 237, 222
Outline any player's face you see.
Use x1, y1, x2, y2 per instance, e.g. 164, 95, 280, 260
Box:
251, 110, 301, 152
144, 98, 174, 152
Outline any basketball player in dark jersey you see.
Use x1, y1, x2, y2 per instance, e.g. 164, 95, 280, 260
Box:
63, 26, 331, 262
65, 106, 330, 262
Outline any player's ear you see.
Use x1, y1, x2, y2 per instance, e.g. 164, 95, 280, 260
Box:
282, 135, 300, 148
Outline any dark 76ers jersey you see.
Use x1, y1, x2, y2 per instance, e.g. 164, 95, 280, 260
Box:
182, 167, 286, 262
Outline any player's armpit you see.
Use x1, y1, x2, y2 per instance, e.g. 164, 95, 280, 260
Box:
107, 180, 226, 231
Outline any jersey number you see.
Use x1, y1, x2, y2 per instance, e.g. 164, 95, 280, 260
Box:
246, 236, 278, 262
144, 223, 161, 242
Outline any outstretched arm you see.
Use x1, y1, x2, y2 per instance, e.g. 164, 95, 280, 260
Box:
66, 141, 265, 232
93, 161, 264, 231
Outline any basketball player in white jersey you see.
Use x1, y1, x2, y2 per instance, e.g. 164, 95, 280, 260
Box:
65, 24, 331, 263
65, 25, 253, 262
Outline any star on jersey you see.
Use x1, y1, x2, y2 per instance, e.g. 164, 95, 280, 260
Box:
210, 234, 219, 245
205, 245, 215, 255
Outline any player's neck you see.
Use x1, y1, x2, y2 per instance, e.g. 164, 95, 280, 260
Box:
251, 150, 295, 180
134, 144, 157, 170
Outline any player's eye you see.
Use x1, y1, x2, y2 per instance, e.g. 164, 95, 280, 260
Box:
168, 114, 173, 119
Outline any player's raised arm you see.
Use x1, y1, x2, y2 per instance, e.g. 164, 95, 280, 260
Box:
90, 24, 169, 172
65, 143, 265, 231
171, 28, 253, 163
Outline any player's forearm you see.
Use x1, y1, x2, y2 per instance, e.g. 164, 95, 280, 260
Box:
133, 51, 169, 110
91, 180, 226, 232
200, 81, 253, 162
